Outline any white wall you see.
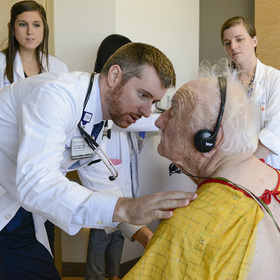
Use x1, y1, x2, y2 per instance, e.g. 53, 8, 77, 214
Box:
199, 0, 254, 62
115, 0, 199, 95
48, 0, 199, 264
51, 0, 116, 73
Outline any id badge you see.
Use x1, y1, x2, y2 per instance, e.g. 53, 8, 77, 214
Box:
71, 136, 93, 160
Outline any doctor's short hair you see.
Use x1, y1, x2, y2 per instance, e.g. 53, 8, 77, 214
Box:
191, 59, 259, 156
100, 42, 176, 89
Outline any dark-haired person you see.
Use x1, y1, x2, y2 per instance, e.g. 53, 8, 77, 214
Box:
0, 0, 68, 258
0, 0, 68, 88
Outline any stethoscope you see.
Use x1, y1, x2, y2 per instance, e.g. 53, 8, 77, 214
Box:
78, 73, 118, 181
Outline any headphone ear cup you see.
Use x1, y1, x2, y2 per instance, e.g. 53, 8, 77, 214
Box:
194, 129, 215, 153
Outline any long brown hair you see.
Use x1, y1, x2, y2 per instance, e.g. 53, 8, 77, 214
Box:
2, 0, 49, 83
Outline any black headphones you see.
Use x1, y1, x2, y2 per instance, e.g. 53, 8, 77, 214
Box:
194, 75, 227, 153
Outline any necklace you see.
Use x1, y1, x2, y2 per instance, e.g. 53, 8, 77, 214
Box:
247, 73, 255, 97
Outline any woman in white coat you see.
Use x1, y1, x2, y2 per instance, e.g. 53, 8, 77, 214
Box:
221, 16, 280, 170
0, 2, 68, 277
0, 0, 68, 89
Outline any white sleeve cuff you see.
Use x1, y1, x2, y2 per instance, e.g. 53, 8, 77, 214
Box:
69, 192, 119, 235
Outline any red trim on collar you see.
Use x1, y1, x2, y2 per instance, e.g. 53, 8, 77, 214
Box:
198, 158, 280, 203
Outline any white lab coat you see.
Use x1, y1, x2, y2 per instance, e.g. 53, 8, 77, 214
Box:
252, 59, 280, 169
0, 72, 120, 251
0, 51, 68, 88
78, 115, 160, 239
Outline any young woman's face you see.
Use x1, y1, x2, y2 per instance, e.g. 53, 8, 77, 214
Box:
13, 11, 44, 52
222, 23, 257, 67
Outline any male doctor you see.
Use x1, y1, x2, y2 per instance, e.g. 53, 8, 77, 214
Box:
0, 42, 197, 279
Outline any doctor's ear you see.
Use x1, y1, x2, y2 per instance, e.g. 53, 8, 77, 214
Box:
253, 36, 258, 47
107, 65, 122, 88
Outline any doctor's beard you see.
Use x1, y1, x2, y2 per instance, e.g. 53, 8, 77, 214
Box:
105, 86, 131, 128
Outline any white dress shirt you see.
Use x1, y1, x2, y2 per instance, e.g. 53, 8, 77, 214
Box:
0, 72, 119, 250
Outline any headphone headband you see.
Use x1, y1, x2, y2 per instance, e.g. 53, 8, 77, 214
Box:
194, 75, 227, 153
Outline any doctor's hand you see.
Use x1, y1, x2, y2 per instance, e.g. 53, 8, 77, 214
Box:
113, 191, 197, 225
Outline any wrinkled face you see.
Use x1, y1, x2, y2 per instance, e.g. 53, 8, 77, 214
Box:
155, 83, 195, 163
14, 11, 44, 52
222, 23, 257, 66
106, 64, 167, 128
155, 79, 217, 165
